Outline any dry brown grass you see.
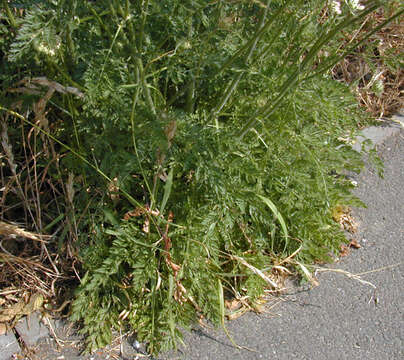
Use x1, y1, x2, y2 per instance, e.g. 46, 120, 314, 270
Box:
0, 79, 82, 326
0, 221, 65, 326
332, 6, 404, 118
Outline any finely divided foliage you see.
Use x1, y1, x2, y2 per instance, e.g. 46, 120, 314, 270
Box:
1, 0, 401, 355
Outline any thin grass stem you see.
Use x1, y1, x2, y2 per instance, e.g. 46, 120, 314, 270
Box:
0, 106, 143, 210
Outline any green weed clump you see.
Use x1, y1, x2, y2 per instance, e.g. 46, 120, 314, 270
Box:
1, 0, 401, 355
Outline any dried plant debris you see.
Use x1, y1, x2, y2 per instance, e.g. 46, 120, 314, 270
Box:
0, 292, 44, 323
332, 6, 404, 118
332, 204, 358, 234
7, 77, 84, 99
0, 221, 49, 242
339, 243, 351, 257
349, 239, 361, 249
339, 238, 362, 257
0, 221, 68, 331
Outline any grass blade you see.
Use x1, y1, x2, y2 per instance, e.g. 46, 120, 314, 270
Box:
257, 194, 289, 249
296, 261, 319, 287
217, 279, 241, 350
168, 274, 177, 349
230, 255, 278, 289
160, 168, 173, 215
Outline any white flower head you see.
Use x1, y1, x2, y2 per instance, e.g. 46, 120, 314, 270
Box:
36, 39, 61, 57
37, 42, 56, 56
347, 0, 365, 11
330, 1, 342, 15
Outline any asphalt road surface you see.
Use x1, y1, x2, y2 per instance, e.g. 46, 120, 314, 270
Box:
163, 125, 403, 360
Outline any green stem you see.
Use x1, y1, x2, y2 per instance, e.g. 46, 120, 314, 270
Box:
216, 1, 287, 76
185, 17, 195, 113
210, 72, 243, 122
65, 27, 75, 65
246, 0, 271, 61
166, 81, 192, 108
138, 0, 150, 50
51, 62, 85, 91
97, 18, 125, 86
88, 5, 113, 42
130, 89, 154, 206
2, 0, 17, 29
185, 74, 195, 114
114, 0, 138, 48
303, 7, 404, 82
210, 0, 272, 121
237, 2, 380, 139
253, 22, 285, 63
136, 58, 156, 115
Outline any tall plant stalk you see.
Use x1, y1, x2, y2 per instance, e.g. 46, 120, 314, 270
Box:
237, 1, 381, 138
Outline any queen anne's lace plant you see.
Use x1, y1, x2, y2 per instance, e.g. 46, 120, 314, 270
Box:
1, 0, 395, 355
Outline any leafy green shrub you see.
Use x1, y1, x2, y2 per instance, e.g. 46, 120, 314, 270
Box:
1, 0, 401, 355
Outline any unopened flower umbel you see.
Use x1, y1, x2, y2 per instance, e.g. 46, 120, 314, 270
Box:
348, 0, 365, 11
330, 0, 365, 15
330, 1, 342, 15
